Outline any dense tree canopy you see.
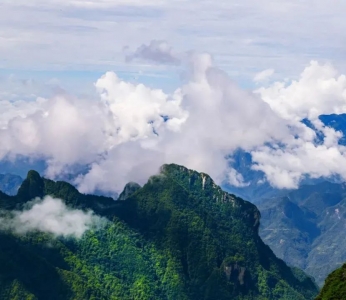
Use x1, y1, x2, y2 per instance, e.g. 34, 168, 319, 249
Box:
0, 164, 318, 299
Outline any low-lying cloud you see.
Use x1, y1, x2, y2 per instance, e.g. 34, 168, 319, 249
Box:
0, 196, 105, 238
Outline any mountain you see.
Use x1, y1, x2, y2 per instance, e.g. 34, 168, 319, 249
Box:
0, 164, 318, 299
316, 263, 346, 299
0, 174, 23, 196
117, 181, 141, 200
258, 181, 346, 286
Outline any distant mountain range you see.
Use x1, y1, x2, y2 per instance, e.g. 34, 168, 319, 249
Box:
258, 181, 346, 286
0, 174, 23, 196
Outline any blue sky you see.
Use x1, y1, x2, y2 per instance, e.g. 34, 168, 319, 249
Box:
1, 0, 346, 93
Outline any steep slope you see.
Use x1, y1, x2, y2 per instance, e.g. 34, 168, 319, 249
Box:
316, 263, 346, 300
258, 182, 346, 286
0, 165, 318, 299
113, 164, 318, 299
259, 197, 320, 271
0, 172, 187, 299
118, 182, 141, 200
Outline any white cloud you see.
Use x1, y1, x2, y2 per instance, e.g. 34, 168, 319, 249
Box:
251, 140, 346, 189
3, 51, 346, 192
255, 61, 346, 121
95, 71, 187, 142
253, 69, 275, 83
0, 196, 105, 238
249, 112, 346, 189
227, 168, 249, 187
0, 98, 46, 130
75, 142, 165, 193
0, 95, 109, 177
248, 61, 346, 188
76, 52, 290, 193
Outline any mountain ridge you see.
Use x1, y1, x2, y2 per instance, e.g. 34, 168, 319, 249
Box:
0, 164, 318, 299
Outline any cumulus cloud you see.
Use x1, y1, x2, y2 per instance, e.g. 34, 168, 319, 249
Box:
3, 50, 346, 192
0, 196, 105, 238
255, 61, 346, 121
250, 126, 346, 189
249, 61, 346, 188
0, 98, 46, 130
125, 40, 181, 65
253, 68, 275, 83
251, 139, 346, 188
0, 95, 112, 177
95, 71, 187, 140
76, 52, 291, 193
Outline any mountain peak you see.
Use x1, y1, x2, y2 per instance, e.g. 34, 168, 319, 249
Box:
158, 163, 261, 231
118, 182, 141, 200
113, 164, 317, 299
26, 170, 41, 180
17, 170, 44, 202
161, 163, 215, 190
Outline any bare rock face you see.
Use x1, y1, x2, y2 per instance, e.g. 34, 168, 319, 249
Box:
118, 182, 141, 201
224, 263, 246, 285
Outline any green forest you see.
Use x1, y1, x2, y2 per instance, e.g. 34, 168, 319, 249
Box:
315, 263, 346, 300
0, 164, 321, 299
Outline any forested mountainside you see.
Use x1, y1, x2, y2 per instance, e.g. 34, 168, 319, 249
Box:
0, 165, 318, 299
258, 181, 346, 286
316, 263, 346, 299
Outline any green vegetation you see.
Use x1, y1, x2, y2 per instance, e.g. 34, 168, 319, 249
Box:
316, 263, 346, 300
0, 164, 318, 299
